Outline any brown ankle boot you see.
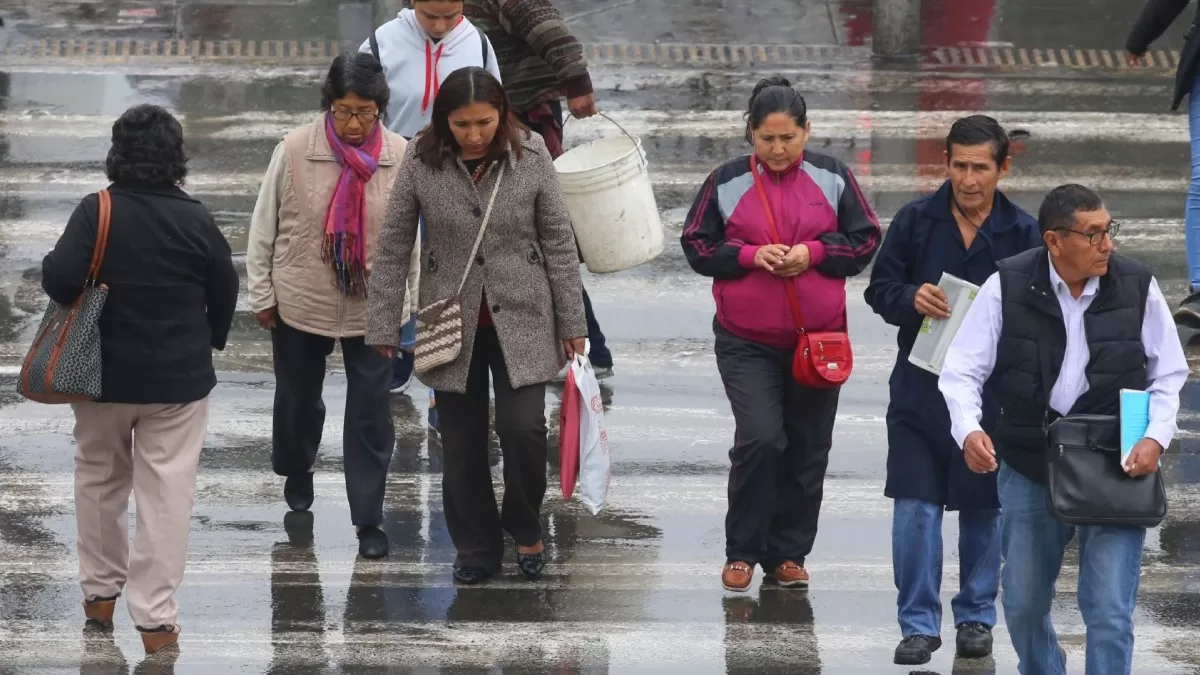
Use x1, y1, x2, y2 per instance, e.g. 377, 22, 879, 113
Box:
138, 624, 180, 654
83, 596, 117, 629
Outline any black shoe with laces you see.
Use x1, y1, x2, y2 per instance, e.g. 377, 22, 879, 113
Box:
453, 566, 492, 585
956, 621, 993, 658
356, 526, 389, 559
894, 635, 942, 665
284, 473, 314, 512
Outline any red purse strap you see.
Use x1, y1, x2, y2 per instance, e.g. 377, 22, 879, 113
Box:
750, 156, 807, 335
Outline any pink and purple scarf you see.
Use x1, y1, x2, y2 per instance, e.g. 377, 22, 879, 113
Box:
322, 114, 383, 297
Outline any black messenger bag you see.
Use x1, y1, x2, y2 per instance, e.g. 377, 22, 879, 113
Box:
1038, 328, 1167, 527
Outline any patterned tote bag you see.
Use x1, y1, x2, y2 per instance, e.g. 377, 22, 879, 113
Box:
21, 189, 112, 404
413, 164, 505, 374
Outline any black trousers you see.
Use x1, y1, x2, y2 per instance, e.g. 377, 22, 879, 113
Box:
271, 320, 395, 527
714, 319, 840, 568
436, 326, 548, 572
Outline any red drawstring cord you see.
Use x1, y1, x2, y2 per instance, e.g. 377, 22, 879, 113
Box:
422, 41, 445, 112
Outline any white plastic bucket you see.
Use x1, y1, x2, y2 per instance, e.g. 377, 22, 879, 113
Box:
554, 114, 665, 274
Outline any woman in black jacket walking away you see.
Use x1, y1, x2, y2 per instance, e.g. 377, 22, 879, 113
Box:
1127, 0, 1200, 321
41, 104, 239, 655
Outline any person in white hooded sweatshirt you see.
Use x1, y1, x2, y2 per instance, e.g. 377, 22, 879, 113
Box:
360, 0, 503, 417
362, 0, 503, 140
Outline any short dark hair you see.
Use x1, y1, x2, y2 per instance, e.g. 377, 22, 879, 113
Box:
945, 115, 1010, 166
414, 66, 527, 169
320, 52, 390, 120
105, 104, 188, 188
1037, 184, 1105, 234
744, 76, 807, 143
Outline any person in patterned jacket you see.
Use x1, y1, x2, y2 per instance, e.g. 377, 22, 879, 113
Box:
464, 0, 614, 378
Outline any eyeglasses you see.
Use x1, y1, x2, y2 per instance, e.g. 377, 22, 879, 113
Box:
331, 109, 380, 122
1054, 221, 1120, 246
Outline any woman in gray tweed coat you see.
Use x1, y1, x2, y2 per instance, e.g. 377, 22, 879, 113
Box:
366, 66, 586, 585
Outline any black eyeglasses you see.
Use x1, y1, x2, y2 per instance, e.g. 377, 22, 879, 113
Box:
331, 109, 380, 122
1054, 221, 1120, 246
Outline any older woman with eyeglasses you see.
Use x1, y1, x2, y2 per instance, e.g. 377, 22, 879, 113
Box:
246, 51, 418, 559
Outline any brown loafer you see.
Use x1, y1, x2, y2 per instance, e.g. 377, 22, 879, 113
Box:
722, 561, 754, 592
768, 561, 809, 588
83, 596, 117, 629
138, 624, 180, 654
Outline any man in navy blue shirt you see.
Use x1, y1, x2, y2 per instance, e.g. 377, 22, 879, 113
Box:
865, 116, 1043, 666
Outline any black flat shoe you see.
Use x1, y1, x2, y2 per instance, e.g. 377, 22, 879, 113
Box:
284, 473, 314, 512
517, 552, 546, 580
357, 526, 389, 559
453, 566, 492, 585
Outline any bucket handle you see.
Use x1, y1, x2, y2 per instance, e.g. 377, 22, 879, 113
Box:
563, 110, 645, 169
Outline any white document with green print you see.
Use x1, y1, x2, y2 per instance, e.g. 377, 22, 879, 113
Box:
908, 272, 980, 376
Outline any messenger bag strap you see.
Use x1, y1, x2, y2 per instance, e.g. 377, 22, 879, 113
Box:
454, 164, 505, 296
749, 155, 807, 335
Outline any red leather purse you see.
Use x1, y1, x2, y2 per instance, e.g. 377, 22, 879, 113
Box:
750, 156, 853, 388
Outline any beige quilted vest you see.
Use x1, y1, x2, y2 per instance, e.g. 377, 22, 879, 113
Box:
273, 118, 410, 338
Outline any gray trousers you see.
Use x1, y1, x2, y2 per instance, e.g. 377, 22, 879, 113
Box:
271, 320, 395, 526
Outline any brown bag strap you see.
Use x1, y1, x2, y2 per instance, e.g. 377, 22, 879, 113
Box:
85, 190, 112, 285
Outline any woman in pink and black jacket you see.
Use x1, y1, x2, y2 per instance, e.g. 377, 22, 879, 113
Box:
681, 76, 881, 593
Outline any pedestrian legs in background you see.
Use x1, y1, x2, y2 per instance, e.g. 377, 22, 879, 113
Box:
581, 286, 613, 376
340, 336, 396, 559
390, 316, 417, 394
1180, 69, 1200, 327
714, 319, 838, 592
270, 320, 395, 559
437, 327, 548, 585
72, 399, 210, 654
998, 462, 1145, 675
891, 499, 999, 665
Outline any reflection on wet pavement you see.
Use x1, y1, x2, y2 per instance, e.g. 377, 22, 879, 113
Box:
3, 0, 1200, 672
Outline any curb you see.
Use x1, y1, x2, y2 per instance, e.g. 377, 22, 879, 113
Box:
0, 39, 1179, 75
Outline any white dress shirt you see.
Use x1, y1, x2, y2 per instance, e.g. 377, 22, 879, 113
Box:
939, 253, 1189, 451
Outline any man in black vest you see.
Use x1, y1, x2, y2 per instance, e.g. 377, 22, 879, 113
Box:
937, 184, 1188, 674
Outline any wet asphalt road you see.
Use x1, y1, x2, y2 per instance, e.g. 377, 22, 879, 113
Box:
4, 1, 1200, 674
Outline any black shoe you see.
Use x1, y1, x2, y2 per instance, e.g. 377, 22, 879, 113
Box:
284, 473, 314, 512
1175, 292, 1200, 322
894, 635, 942, 665
517, 551, 546, 580
453, 566, 492, 585
356, 526, 389, 559
956, 621, 993, 658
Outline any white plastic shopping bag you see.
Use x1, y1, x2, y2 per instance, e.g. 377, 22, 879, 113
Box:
570, 354, 610, 514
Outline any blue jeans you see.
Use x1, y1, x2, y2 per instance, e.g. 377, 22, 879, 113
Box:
893, 498, 1000, 637
399, 316, 416, 351
1188, 71, 1200, 290
997, 462, 1146, 675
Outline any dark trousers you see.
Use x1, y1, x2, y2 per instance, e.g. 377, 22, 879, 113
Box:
271, 320, 395, 527
436, 327, 548, 572
714, 319, 840, 568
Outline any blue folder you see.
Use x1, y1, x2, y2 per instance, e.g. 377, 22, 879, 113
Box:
1119, 389, 1151, 465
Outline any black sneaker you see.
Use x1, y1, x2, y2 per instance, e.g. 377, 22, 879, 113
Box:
894, 635, 942, 665
284, 473, 314, 512
356, 526, 389, 559
956, 621, 993, 658
1174, 291, 1200, 323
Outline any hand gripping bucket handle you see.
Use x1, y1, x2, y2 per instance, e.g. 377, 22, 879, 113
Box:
562, 111, 646, 170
